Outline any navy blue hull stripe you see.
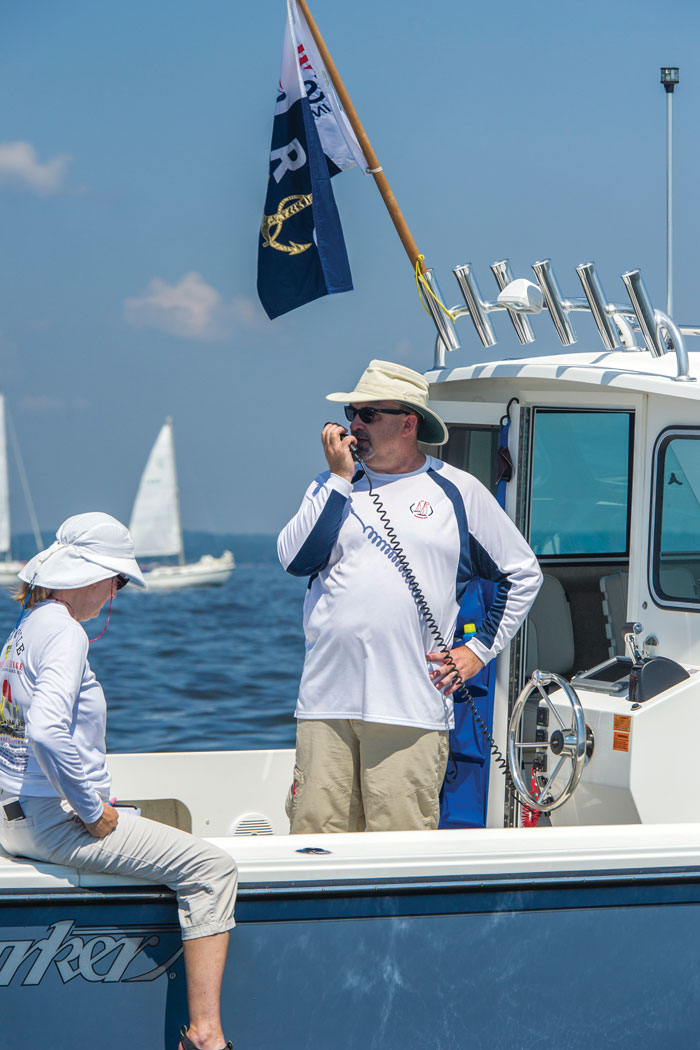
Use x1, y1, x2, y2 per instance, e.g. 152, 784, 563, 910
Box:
287, 489, 348, 577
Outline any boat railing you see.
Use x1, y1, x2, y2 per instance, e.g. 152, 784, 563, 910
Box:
427, 259, 697, 382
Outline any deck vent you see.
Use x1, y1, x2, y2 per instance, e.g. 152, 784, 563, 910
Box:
231, 813, 274, 836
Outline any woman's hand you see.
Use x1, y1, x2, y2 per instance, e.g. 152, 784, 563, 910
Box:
427, 646, 485, 695
84, 803, 119, 838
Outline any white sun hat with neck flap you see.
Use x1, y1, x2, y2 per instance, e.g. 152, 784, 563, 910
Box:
326, 359, 449, 446
19, 512, 147, 590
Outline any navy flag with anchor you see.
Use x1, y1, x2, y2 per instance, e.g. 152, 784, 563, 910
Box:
257, 0, 367, 320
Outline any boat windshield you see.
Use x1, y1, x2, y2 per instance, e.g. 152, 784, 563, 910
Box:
652, 429, 700, 606
529, 410, 633, 559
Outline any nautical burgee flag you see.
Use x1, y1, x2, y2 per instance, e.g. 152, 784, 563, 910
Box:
257, 0, 368, 320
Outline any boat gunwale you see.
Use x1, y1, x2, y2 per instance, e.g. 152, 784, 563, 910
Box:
5, 864, 700, 914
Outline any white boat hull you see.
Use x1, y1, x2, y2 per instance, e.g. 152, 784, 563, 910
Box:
4, 749, 700, 1049
139, 550, 234, 591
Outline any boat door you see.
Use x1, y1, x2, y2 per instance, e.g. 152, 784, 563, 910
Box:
636, 400, 700, 666
511, 400, 640, 826
427, 398, 521, 827
430, 396, 642, 826
523, 404, 636, 668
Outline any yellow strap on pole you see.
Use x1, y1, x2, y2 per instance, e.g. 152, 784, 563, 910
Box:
295, 0, 427, 275
415, 255, 456, 321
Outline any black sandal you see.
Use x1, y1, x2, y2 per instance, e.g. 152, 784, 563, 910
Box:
180, 1024, 233, 1050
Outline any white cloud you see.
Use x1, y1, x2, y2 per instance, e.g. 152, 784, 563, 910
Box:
123, 273, 262, 341
0, 141, 71, 195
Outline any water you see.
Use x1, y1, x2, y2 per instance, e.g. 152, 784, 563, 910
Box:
0, 562, 308, 754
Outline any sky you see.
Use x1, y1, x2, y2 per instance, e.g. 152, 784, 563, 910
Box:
2, 0, 700, 540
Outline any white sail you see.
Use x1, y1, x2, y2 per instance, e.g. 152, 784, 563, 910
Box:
129, 419, 183, 560
0, 396, 11, 556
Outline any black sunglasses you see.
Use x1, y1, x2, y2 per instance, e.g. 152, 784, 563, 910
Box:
344, 405, 411, 424
115, 574, 129, 591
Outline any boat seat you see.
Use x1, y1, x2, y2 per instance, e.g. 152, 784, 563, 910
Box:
601, 568, 697, 660
524, 574, 574, 677
658, 565, 699, 600
600, 571, 629, 658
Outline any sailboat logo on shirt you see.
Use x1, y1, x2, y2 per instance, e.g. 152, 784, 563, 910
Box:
410, 500, 433, 519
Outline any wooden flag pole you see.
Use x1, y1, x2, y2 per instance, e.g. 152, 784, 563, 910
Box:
295, 0, 428, 275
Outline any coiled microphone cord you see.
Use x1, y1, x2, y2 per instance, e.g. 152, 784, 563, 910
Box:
359, 458, 513, 787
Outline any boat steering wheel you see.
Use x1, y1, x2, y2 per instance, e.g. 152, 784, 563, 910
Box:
508, 670, 591, 812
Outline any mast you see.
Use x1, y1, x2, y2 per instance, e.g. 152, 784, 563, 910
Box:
6, 411, 43, 552
0, 396, 11, 561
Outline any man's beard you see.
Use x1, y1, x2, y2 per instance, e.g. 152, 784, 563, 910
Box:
353, 432, 374, 460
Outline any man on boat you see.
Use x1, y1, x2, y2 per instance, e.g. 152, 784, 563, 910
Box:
278, 360, 542, 833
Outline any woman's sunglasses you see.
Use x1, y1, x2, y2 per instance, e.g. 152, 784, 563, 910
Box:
115, 574, 129, 591
344, 405, 411, 424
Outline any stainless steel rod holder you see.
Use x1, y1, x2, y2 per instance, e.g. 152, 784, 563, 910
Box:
576, 263, 619, 351
453, 264, 497, 349
621, 270, 666, 358
532, 260, 577, 346
426, 252, 698, 376
421, 269, 461, 359
490, 260, 535, 344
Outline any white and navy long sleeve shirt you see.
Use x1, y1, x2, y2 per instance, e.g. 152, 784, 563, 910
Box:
278, 457, 542, 732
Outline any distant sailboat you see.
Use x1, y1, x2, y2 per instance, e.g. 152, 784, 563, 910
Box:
0, 395, 42, 588
129, 418, 234, 591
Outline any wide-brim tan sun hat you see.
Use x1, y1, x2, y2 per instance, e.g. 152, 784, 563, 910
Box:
19, 512, 147, 590
326, 359, 449, 446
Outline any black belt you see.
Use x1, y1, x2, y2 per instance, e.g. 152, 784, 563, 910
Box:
3, 800, 25, 821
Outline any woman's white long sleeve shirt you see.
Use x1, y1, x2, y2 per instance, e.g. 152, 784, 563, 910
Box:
0, 601, 110, 823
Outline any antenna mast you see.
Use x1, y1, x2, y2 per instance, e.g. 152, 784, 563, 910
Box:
660, 66, 679, 316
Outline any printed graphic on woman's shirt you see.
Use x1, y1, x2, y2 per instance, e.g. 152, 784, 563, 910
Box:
0, 634, 28, 775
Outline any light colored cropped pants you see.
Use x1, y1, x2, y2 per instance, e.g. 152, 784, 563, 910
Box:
0, 791, 237, 941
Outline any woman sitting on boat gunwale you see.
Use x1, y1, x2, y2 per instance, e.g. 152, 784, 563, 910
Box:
0, 513, 236, 1050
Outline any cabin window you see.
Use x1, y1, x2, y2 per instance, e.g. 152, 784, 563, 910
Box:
529, 410, 633, 558
651, 429, 700, 606
430, 425, 500, 496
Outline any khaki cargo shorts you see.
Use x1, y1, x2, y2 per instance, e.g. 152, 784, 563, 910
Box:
286, 718, 449, 834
